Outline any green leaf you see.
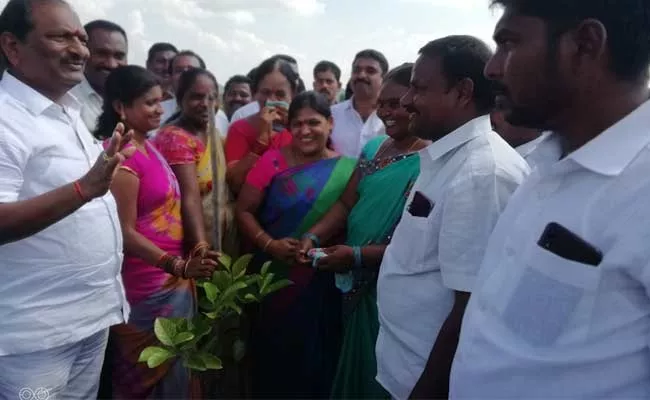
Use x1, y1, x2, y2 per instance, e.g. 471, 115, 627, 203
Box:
154, 318, 178, 346
173, 332, 195, 346
259, 272, 275, 293
260, 260, 272, 275
192, 318, 213, 341
218, 254, 232, 270
138, 346, 164, 362
226, 301, 243, 315
232, 254, 252, 279
199, 352, 223, 370
203, 282, 219, 303
233, 339, 246, 362
263, 279, 293, 296
212, 270, 231, 291
243, 293, 258, 303
184, 353, 207, 371
198, 298, 217, 311
203, 311, 219, 319
220, 281, 248, 304
139, 346, 175, 368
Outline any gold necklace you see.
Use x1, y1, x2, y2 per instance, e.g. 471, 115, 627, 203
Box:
375, 137, 422, 159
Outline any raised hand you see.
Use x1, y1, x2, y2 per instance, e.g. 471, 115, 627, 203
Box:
78, 123, 136, 199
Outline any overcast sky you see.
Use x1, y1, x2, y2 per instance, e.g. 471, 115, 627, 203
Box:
1, 0, 502, 85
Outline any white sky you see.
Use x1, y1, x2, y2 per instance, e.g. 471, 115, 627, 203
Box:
0, 0, 502, 85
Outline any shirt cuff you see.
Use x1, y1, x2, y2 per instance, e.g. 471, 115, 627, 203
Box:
442, 271, 476, 293
0, 191, 19, 203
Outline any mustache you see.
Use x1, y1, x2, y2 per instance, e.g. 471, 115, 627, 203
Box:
404, 104, 418, 114
354, 78, 370, 86
492, 81, 509, 96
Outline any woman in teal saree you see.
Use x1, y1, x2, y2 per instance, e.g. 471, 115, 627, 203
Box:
298, 64, 429, 399
235, 91, 355, 398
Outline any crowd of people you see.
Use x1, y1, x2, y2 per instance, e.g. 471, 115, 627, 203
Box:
2, 0, 650, 399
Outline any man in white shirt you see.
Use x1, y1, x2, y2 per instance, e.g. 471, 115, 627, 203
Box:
313, 60, 342, 105
450, 1, 650, 398
145, 42, 178, 101
223, 74, 252, 120
376, 36, 529, 400
330, 49, 387, 158
490, 97, 554, 169
70, 19, 127, 133
0, 0, 132, 397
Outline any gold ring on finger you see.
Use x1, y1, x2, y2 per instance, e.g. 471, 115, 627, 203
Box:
102, 152, 111, 162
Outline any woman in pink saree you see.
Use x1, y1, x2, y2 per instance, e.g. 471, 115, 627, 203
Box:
94, 66, 219, 399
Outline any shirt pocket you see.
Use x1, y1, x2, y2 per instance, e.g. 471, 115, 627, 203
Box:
499, 243, 602, 347
391, 211, 435, 273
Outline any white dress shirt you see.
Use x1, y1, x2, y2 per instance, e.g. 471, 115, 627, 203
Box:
156, 98, 229, 137
0, 72, 128, 356
515, 131, 555, 170
69, 78, 103, 133
230, 100, 259, 123
450, 100, 650, 399
375, 115, 529, 399
330, 98, 385, 158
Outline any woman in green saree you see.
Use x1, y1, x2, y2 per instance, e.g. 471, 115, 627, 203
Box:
298, 64, 429, 399
236, 91, 355, 398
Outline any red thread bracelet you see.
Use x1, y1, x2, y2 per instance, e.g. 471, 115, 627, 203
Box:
73, 181, 88, 202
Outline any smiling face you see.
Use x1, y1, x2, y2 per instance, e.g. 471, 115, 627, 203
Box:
289, 106, 332, 157
377, 80, 411, 140
120, 85, 164, 134
0, 1, 90, 99
350, 57, 383, 100
400, 54, 458, 141
85, 28, 127, 94
224, 82, 252, 117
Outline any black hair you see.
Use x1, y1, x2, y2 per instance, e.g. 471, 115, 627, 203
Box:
272, 54, 297, 65
168, 50, 206, 74
384, 62, 413, 87
297, 77, 306, 93
353, 49, 389, 76
344, 80, 353, 100
0, 0, 68, 42
252, 57, 299, 95
313, 60, 341, 81
288, 90, 332, 123
84, 19, 127, 43
419, 35, 495, 113
490, 0, 650, 82
94, 65, 160, 139
224, 74, 251, 95
147, 42, 178, 62
163, 67, 218, 124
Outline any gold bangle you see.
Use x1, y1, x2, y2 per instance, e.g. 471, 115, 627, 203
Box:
262, 238, 273, 252
254, 230, 265, 242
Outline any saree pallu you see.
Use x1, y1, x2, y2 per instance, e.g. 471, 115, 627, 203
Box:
110, 143, 199, 399
330, 136, 421, 399
250, 156, 356, 399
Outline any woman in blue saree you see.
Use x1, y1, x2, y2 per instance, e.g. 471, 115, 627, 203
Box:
235, 91, 355, 398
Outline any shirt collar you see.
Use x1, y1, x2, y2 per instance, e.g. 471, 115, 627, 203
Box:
565, 99, 650, 176
516, 132, 550, 158
424, 115, 491, 162
73, 78, 102, 103
0, 71, 82, 116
